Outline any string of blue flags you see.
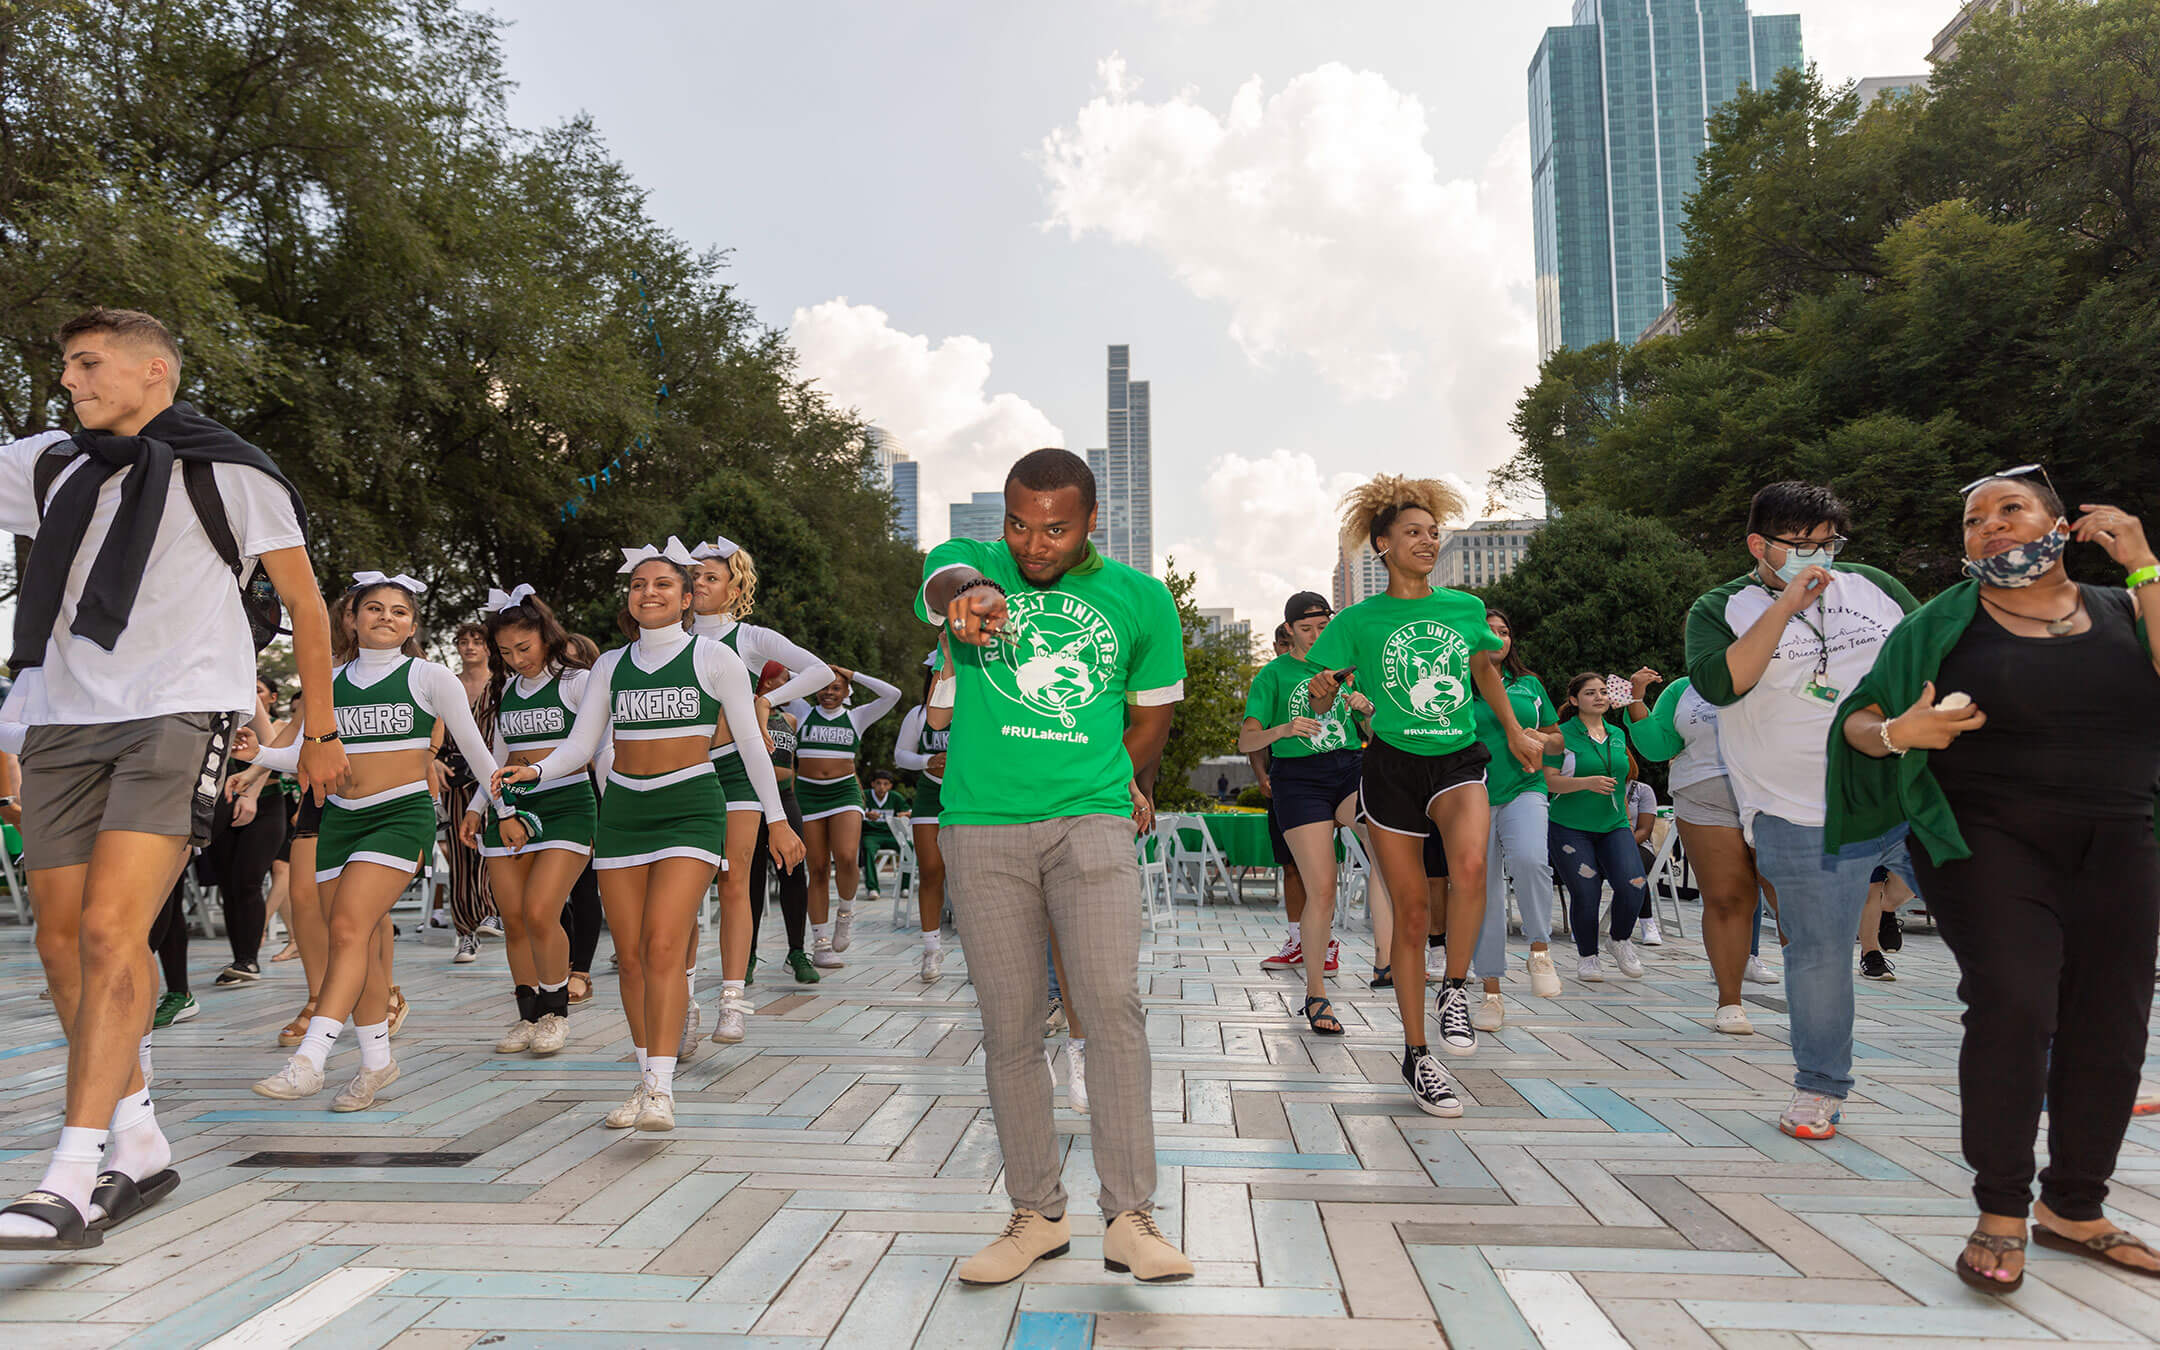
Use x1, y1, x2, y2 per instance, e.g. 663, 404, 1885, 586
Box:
562, 268, 671, 520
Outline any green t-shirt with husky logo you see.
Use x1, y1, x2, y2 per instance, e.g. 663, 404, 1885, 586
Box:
1244, 653, 1359, 758
1303, 589, 1503, 756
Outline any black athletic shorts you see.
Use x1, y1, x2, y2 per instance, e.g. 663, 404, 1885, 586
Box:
292, 795, 324, 840
1269, 749, 1362, 832
1423, 828, 1448, 878
1360, 737, 1490, 839
1266, 797, 1295, 873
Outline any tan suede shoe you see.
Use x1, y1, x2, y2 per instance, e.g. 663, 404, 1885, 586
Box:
1104, 1209, 1194, 1282
956, 1208, 1070, 1286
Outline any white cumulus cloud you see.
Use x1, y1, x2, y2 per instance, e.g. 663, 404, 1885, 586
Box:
1040, 56, 1537, 414
786, 299, 1063, 548
1163, 449, 1475, 643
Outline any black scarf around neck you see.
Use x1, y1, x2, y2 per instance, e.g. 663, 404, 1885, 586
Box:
11, 401, 305, 671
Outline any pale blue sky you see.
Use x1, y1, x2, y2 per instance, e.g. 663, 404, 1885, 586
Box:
492, 0, 1951, 625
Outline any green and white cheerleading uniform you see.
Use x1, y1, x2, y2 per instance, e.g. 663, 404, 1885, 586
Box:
482, 666, 598, 858
691, 613, 834, 813
523, 624, 785, 870
252, 647, 505, 882
892, 704, 949, 825
795, 673, 901, 821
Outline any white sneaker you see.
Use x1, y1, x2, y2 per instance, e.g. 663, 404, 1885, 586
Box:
529, 1013, 568, 1055
1745, 955, 1777, 985
1577, 954, 1604, 982
1059, 1041, 1089, 1114
677, 999, 703, 1062
1424, 944, 1445, 980
495, 1019, 535, 1053
710, 991, 748, 1044
1471, 992, 1505, 1032
832, 905, 856, 952
452, 934, 479, 964
604, 1084, 648, 1128
1638, 916, 1664, 947
333, 1060, 399, 1111
635, 1091, 676, 1132
1713, 1004, 1754, 1035
811, 937, 845, 969
1526, 950, 1562, 998
476, 915, 505, 939
921, 948, 943, 983
1610, 939, 1644, 978
252, 1056, 325, 1099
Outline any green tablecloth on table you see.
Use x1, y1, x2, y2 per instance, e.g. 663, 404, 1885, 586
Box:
1191, 812, 1274, 867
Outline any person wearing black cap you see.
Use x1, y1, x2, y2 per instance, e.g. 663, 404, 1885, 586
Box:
1255, 623, 1315, 975
1238, 591, 1390, 1035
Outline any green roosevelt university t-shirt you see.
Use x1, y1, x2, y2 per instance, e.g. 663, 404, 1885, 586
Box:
916, 538, 1187, 826
1303, 589, 1504, 756
1244, 653, 1360, 758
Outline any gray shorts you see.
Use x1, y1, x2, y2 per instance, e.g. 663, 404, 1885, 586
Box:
1671, 776, 1743, 831
20, 712, 234, 869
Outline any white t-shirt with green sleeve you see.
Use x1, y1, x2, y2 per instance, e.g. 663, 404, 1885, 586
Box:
916, 538, 1185, 825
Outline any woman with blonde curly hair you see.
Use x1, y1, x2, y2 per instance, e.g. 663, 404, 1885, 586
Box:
1304, 476, 1545, 1116
686, 537, 834, 1047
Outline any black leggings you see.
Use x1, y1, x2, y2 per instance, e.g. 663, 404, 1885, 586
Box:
150, 879, 189, 996
748, 788, 810, 955
561, 860, 602, 975
204, 792, 285, 967
1907, 798, 2159, 1222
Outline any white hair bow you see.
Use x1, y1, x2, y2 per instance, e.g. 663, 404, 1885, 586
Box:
618, 536, 696, 573
352, 570, 429, 594
690, 535, 740, 561
485, 583, 537, 615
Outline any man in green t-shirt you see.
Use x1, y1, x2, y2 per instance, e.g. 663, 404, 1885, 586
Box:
919, 448, 1192, 1287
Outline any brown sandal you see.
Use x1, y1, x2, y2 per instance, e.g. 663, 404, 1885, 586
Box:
278, 1003, 317, 1048
567, 972, 593, 1006
386, 987, 409, 1038
2032, 1225, 2160, 1279
1954, 1230, 2026, 1294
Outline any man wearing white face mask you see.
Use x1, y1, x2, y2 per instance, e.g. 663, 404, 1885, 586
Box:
1685, 482, 1918, 1143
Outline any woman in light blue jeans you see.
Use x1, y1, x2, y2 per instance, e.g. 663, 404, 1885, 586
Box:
1469, 610, 1566, 1026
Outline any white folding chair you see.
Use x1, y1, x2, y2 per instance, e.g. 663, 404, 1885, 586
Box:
883, 826, 921, 928
1137, 830, 1173, 929
0, 838, 28, 926
1644, 810, 1688, 937
1336, 826, 1370, 920
1166, 814, 1239, 905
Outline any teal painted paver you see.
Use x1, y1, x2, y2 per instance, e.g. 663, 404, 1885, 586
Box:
1407, 1243, 1542, 1350
1011, 1311, 1095, 1349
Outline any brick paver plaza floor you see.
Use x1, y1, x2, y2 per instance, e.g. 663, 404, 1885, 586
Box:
3, 890, 2158, 1348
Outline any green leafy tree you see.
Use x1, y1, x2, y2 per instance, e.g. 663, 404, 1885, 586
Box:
1156, 561, 1244, 811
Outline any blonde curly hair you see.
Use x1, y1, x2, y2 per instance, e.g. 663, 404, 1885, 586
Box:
1337, 474, 1469, 558
724, 548, 758, 620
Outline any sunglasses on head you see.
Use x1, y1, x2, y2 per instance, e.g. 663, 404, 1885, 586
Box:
1958, 463, 2058, 500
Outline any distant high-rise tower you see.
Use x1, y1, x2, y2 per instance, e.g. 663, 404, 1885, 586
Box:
863, 426, 918, 545
1086, 344, 1153, 572
947, 490, 1005, 542
1530, 1, 1805, 357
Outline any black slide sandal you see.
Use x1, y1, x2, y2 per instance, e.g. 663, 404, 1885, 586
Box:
1302, 996, 1344, 1036
0, 1191, 104, 1250
89, 1169, 179, 1232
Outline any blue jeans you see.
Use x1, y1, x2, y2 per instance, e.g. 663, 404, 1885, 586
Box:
1476, 793, 1556, 978
1750, 896, 1764, 957
1750, 814, 1909, 1099
1548, 823, 1646, 958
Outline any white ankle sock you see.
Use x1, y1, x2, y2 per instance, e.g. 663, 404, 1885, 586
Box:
95, 1095, 170, 1218
813, 922, 833, 945
1070, 1037, 1086, 1053
685, 965, 697, 1002
356, 1021, 392, 1071
646, 1055, 676, 1096
0, 1127, 105, 1238
721, 979, 744, 999
539, 977, 567, 991
922, 931, 941, 952
296, 1016, 344, 1071
138, 1032, 155, 1087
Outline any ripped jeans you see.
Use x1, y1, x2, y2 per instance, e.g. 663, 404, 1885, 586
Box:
1549, 822, 1647, 958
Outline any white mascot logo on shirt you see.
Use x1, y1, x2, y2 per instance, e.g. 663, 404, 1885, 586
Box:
983, 592, 1119, 730
1288, 675, 1353, 752
1379, 620, 1472, 728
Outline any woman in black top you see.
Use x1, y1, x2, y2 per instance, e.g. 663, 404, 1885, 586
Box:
1835, 472, 2160, 1291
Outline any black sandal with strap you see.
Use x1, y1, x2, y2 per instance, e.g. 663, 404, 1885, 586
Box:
89, 1168, 180, 1232
1954, 1229, 2026, 1294
2033, 1224, 2160, 1279
1302, 996, 1344, 1036
0, 1190, 103, 1251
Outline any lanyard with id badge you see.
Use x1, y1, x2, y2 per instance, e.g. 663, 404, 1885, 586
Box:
1791, 603, 1840, 706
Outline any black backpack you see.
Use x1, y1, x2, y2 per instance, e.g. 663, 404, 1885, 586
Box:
33, 446, 287, 652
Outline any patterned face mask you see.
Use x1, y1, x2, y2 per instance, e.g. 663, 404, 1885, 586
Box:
1964, 522, 2069, 588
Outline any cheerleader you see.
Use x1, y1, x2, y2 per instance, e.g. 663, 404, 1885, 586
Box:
495, 539, 802, 1132
797, 668, 903, 963
892, 649, 953, 982
250, 573, 510, 1110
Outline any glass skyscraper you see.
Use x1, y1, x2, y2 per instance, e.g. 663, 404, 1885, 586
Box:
947, 490, 1005, 542
1530, 1, 1804, 356
1087, 344, 1154, 573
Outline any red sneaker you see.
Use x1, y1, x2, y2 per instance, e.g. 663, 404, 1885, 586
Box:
1324, 939, 1341, 973
1260, 936, 1302, 969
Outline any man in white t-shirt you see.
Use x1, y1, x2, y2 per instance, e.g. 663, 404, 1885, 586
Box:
0, 309, 346, 1250
1685, 482, 1916, 1145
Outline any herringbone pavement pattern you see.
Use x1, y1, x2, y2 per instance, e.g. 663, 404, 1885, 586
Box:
2, 894, 2157, 1347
